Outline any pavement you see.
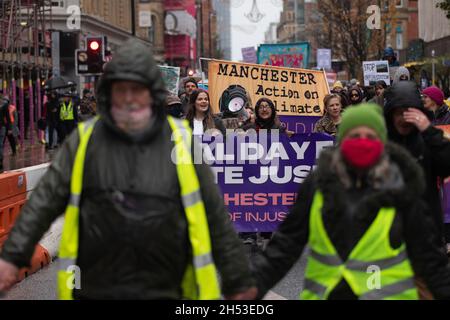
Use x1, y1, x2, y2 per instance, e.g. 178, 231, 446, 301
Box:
2, 138, 56, 172
2, 241, 308, 300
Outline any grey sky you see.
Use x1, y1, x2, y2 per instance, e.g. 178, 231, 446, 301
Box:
230, 0, 282, 61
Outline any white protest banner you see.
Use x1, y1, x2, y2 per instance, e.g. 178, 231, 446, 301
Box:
158, 65, 180, 95
317, 49, 332, 70
363, 61, 390, 86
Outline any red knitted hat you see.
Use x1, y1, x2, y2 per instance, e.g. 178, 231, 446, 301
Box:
423, 86, 445, 106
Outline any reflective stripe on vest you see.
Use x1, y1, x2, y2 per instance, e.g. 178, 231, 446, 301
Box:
57, 116, 220, 300
60, 101, 74, 121
300, 190, 418, 300
57, 116, 98, 300
167, 116, 221, 300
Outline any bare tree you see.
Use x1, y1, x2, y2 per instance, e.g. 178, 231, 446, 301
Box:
310, 0, 395, 79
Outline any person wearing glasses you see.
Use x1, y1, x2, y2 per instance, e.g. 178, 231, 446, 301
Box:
242, 98, 286, 133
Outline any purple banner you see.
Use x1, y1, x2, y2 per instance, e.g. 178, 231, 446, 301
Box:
201, 133, 335, 232
443, 179, 450, 224
279, 115, 321, 134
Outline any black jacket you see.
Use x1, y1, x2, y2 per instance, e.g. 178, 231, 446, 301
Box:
252, 143, 450, 299
0, 99, 10, 130
45, 97, 60, 125
0, 40, 254, 299
384, 81, 450, 245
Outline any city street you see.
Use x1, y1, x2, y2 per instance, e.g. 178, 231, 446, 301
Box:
0, 0, 450, 305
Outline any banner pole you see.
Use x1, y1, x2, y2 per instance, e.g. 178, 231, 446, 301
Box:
322, 68, 331, 94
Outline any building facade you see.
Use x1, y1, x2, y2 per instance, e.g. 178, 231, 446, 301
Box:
50, 0, 165, 91
212, 0, 231, 60
418, 0, 450, 58
382, 0, 419, 64
198, 0, 218, 59
264, 22, 278, 44
164, 0, 197, 73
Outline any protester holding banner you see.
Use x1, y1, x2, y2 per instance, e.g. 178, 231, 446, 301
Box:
422, 86, 450, 126
244, 105, 256, 125
242, 98, 285, 133
252, 103, 450, 300
384, 81, 450, 255
185, 89, 226, 136
313, 94, 342, 136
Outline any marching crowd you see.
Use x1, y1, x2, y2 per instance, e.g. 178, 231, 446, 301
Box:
0, 39, 450, 300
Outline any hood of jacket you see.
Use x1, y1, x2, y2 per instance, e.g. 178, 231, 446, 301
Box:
348, 86, 364, 105
384, 81, 434, 140
393, 67, 410, 84
96, 39, 167, 142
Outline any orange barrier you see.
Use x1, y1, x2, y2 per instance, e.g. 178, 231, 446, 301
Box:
17, 244, 51, 281
0, 171, 51, 281
0, 172, 27, 239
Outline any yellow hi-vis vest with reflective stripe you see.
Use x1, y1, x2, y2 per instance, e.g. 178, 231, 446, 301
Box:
300, 191, 419, 300
57, 116, 221, 300
60, 101, 74, 121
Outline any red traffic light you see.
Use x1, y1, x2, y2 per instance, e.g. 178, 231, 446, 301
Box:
89, 40, 100, 51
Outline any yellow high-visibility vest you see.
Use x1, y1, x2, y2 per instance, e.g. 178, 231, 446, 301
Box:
300, 191, 418, 300
60, 101, 74, 121
57, 116, 221, 300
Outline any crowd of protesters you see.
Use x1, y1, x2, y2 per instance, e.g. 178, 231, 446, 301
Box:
1, 39, 450, 300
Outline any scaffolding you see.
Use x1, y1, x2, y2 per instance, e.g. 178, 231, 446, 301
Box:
0, 0, 53, 145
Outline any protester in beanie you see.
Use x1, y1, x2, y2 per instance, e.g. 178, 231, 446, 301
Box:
165, 94, 184, 119
252, 103, 450, 300
422, 86, 450, 126
332, 81, 344, 94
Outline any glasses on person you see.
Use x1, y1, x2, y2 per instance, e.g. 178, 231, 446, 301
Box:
259, 105, 271, 110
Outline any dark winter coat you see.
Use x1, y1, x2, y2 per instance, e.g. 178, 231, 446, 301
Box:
45, 97, 60, 125
432, 105, 450, 126
252, 143, 450, 300
384, 81, 450, 246
0, 98, 10, 130
0, 39, 254, 299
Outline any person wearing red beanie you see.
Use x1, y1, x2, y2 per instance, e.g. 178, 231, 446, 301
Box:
423, 86, 450, 126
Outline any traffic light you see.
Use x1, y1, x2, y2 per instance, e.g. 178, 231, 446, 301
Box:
75, 49, 89, 75
85, 36, 105, 75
